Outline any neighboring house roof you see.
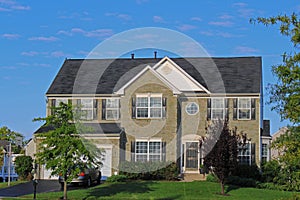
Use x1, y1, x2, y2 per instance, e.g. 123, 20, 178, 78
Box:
34, 123, 122, 134
46, 57, 262, 95
0, 140, 9, 151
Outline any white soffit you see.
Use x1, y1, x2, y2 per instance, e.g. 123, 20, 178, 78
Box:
154, 57, 209, 93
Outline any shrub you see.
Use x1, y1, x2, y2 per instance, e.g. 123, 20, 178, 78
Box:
233, 164, 261, 180
256, 182, 286, 191
206, 174, 218, 183
261, 160, 281, 182
226, 176, 257, 187
106, 175, 128, 182
119, 161, 179, 181
14, 155, 33, 181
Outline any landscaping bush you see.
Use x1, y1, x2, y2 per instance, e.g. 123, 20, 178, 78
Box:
119, 161, 179, 180
257, 182, 286, 191
261, 160, 281, 182
206, 174, 218, 183
225, 176, 257, 187
106, 175, 128, 182
14, 155, 33, 181
233, 164, 261, 180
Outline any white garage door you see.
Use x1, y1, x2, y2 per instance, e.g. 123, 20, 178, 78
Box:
99, 147, 112, 180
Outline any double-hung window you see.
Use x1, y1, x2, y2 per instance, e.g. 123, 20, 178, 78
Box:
211, 98, 225, 120
106, 98, 119, 120
238, 143, 251, 165
136, 94, 162, 118
135, 140, 161, 162
261, 143, 268, 163
80, 99, 94, 120
238, 98, 251, 120
55, 98, 68, 107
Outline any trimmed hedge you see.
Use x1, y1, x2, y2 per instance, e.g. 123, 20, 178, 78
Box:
106, 175, 128, 182
119, 161, 179, 181
206, 174, 218, 183
226, 176, 257, 187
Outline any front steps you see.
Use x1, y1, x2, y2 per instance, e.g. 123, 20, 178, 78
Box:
181, 173, 207, 182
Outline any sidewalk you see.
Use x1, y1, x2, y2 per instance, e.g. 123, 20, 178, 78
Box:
0, 180, 61, 197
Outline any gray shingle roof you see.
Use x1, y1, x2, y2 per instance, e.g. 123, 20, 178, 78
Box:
35, 123, 122, 134
46, 57, 262, 94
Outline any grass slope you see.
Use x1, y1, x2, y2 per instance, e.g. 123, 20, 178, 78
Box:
23, 181, 295, 200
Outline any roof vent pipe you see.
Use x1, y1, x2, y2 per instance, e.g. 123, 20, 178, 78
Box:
131, 53, 134, 59
154, 51, 157, 59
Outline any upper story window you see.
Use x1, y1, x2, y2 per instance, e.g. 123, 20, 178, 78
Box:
186, 102, 199, 115
132, 94, 166, 119
55, 98, 68, 107
102, 98, 120, 120
211, 98, 225, 120
233, 98, 256, 120
77, 99, 97, 121
238, 98, 251, 120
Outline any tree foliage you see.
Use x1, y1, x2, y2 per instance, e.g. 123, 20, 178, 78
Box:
34, 102, 103, 200
15, 155, 33, 180
251, 13, 300, 192
202, 120, 242, 195
251, 13, 300, 124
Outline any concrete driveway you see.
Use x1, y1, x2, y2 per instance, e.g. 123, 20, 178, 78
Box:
0, 180, 61, 198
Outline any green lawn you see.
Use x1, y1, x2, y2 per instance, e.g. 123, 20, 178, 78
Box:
22, 181, 296, 200
0, 181, 26, 189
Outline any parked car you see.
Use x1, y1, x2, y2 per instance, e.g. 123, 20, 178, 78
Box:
59, 166, 101, 188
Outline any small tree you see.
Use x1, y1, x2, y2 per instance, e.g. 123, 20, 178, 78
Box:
202, 120, 242, 195
34, 102, 103, 200
15, 155, 33, 180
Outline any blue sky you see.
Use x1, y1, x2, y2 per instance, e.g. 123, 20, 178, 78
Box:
0, 0, 298, 139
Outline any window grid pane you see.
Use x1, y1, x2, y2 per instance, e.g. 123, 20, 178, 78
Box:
211, 99, 225, 120
81, 99, 94, 120
238, 98, 251, 119
238, 143, 251, 165
136, 95, 162, 119
136, 141, 161, 162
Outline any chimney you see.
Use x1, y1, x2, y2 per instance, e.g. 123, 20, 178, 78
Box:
154, 51, 157, 59
263, 120, 270, 136
131, 53, 134, 59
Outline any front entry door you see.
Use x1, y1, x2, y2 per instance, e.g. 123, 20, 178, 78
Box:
185, 142, 199, 169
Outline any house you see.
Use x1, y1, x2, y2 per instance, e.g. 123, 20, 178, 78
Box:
33, 56, 271, 179
271, 127, 288, 159
0, 140, 19, 182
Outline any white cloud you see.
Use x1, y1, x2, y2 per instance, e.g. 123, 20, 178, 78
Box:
1, 33, 20, 39
190, 17, 202, 22
58, 11, 92, 21
136, 0, 149, 4
21, 51, 39, 56
219, 14, 233, 19
234, 46, 259, 54
233, 2, 248, 7
233, 2, 256, 18
0, 0, 30, 11
153, 15, 165, 23
59, 28, 114, 38
200, 30, 243, 38
28, 36, 59, 42
208, 21, 234, 27
177, 24, 197, 31
105, 12, 131, 21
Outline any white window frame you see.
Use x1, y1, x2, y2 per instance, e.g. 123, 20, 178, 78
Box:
55, 98, 68, 107
238, 142, 251, 165
261, 143, 268, 162
135, 139, 162, 162
211, 98, 225, 120
238, 98, 251, 120
136, 94, 162, 119
105, 98, 119, 120
186, 102, 199, 115
80, 98, 94, 120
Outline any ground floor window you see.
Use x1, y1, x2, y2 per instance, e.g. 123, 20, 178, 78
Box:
135, 140, 161, 162
261, 143, 268, 163
238, 143, 251, 165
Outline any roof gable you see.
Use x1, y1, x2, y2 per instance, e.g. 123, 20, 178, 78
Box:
116, 65, 181, 95
154, 57, 210, 93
